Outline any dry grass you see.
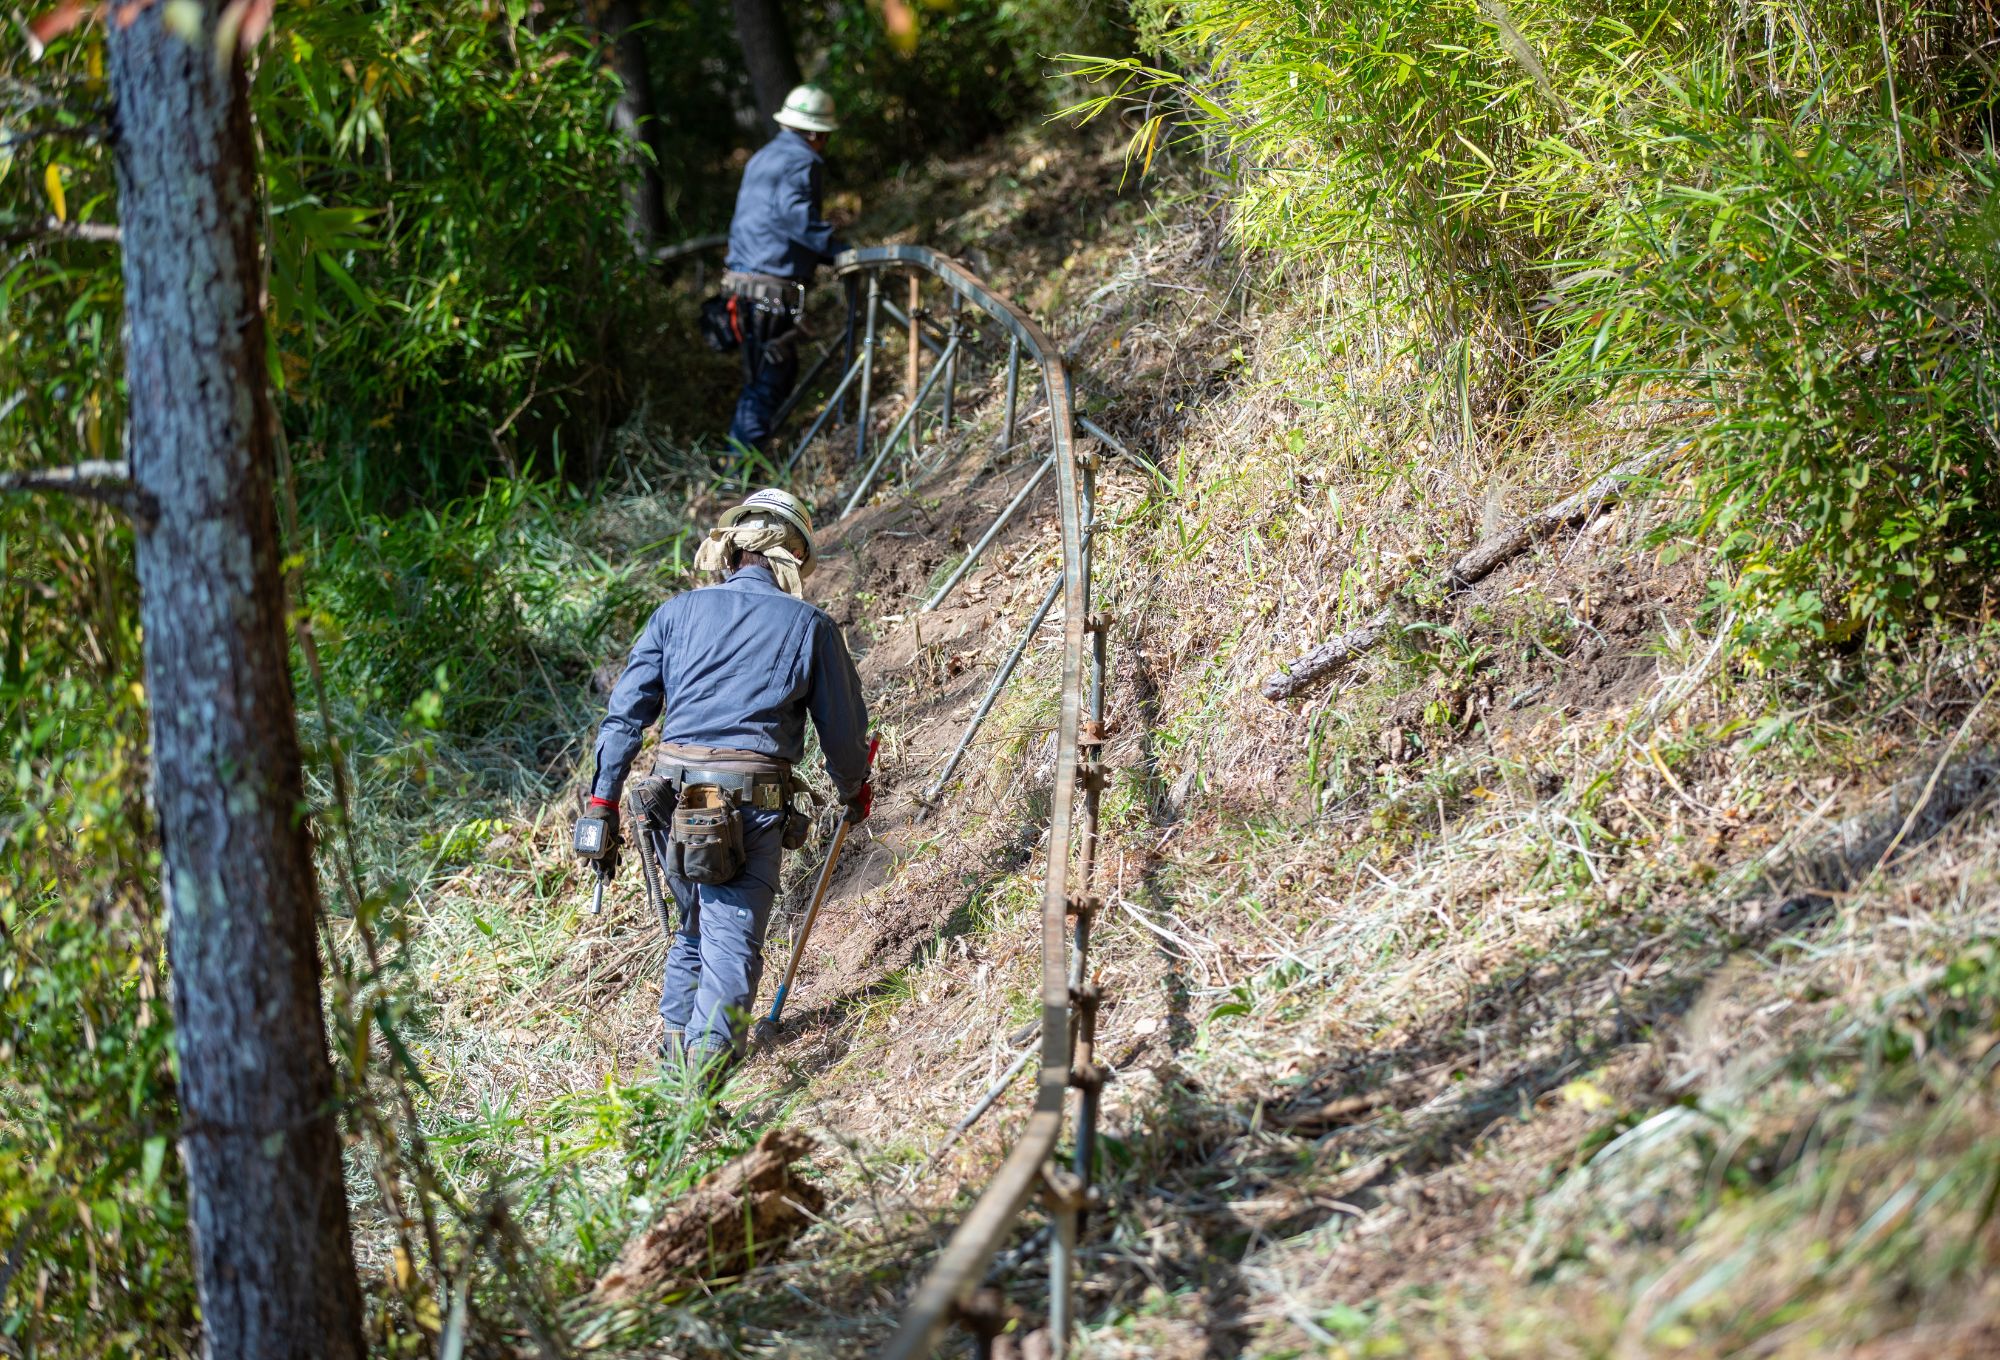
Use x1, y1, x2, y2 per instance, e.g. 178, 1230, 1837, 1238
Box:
351, 120, 2000, 1357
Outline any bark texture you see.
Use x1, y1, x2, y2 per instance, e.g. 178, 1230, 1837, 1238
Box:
108, 10, 365, 1358
589, 0, 670, 251
732, 0, 802, 132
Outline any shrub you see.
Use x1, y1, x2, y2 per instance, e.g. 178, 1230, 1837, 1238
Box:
1078, 0, 2000, 645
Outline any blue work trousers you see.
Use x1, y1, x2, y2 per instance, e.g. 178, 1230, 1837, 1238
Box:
728, 318, 800, 453
660, 806, 785, 1065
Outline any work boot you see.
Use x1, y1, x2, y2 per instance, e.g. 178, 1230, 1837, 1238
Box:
687, 1042, 739, 1096
658, 1029, 685, 1069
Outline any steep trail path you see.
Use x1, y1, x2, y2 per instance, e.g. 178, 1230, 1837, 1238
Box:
405, 123, 2000, 1359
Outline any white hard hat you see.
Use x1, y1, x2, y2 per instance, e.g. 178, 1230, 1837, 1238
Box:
720, 487, 818, 577
773, 84, 839, 134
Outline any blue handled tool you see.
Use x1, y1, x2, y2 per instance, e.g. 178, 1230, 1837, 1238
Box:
752, 816, 852, 1051
753, 736, 876, 1050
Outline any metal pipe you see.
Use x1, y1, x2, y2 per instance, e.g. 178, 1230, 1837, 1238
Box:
855, 272, 881, 467
1048, 1188, 1078, 1358
1000, 337, 1021, 454
1071, 986, 1102, 1221
921, 454, 1055, 614
879, 298, 949, 358
839, 276, 858, 426
919, 571, 1062, 808
1077, 414, 1131, 461
906, 274, 923, 463
784, 351, 868, 474
841, 333, 961, 518
943, 293, 962, 432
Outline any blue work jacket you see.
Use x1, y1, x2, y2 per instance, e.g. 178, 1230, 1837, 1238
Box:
589, 565, 870, 803
724, 129, 846, 285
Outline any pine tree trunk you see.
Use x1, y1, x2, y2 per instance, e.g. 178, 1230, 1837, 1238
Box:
589, 0, 670, 252
732, 0, 802, 132
107, 10, 366, 1359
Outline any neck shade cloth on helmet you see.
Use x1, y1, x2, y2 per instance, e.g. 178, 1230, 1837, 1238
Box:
693, 517, 810, 597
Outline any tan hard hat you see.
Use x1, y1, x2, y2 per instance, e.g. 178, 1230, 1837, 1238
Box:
720, 487, 817, 577
773, 85, 838, 134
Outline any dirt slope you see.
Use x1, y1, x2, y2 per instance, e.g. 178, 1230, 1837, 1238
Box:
409, 123, 2000, 1359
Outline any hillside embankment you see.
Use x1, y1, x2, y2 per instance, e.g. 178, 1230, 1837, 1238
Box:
394, 124, 2000, 1358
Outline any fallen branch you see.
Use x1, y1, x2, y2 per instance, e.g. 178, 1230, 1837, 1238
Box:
1262, 442, 1683, 703
0, 458, 154, 523
591, 1127, 824, 1301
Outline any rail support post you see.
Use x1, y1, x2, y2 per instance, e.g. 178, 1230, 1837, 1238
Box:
839, 274, 858, 426
943, 292, 963, 432
1070, 984, 1105, 1235
907, 273, 924, 462
1041, 1165, 1087, 1358
1000, 336, 1021, 454
855, 272, 881, 468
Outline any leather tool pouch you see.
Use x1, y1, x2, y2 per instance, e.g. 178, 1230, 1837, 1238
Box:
669, 783, 745, 885
782, 799, 810, 851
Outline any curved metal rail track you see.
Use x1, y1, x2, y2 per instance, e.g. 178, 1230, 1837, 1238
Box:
759, 243, 1111, 1356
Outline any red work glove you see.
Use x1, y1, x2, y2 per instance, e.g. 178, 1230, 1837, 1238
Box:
842, 781, 873, 825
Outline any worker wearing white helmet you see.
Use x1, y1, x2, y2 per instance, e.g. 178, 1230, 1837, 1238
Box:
577, 489, 871, 1086
720, 85, 848, 454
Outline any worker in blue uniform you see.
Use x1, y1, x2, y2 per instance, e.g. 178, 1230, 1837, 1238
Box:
722, 85, 848, 454
577, 488, 872, 1082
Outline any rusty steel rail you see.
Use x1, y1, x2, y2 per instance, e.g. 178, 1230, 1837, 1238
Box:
787, 245, 1102, 1359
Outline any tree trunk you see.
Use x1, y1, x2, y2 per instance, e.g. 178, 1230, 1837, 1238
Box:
732, 0, 802, 133
588, 0, 670, 252
107, 10, 366, 1360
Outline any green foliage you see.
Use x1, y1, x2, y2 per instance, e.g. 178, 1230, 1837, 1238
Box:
1077, 0, 2000, 646
0, 512, 192, 1353
801, 0, 1121, 178
307, 476, 666, 749
260, 4, 655, 508
1559, 113, 2000, 649
0, 0, 1129, 1350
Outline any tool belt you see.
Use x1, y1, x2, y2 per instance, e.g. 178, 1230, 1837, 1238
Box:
632, 744, 807, 884
722, 270, 806, 311
699, 273, 804, 355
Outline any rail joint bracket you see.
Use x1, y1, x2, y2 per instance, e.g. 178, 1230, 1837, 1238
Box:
1038, 1163, 1088, 1213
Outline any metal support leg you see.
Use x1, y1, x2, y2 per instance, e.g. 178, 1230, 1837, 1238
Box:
906, 273, 923, 463
943, 293, 962, 432
784, 352, 869, 473
839, 276, 858, 426
879, 298, 948, 359
855, 273, 881, 468
1000, 337, 1021, 454
841, 334, 961, 518
921, 452, 1055, 613
919, 571, 1062, 809
1044, 1167, 1085, 1359
1071, 985, 1103, 1234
